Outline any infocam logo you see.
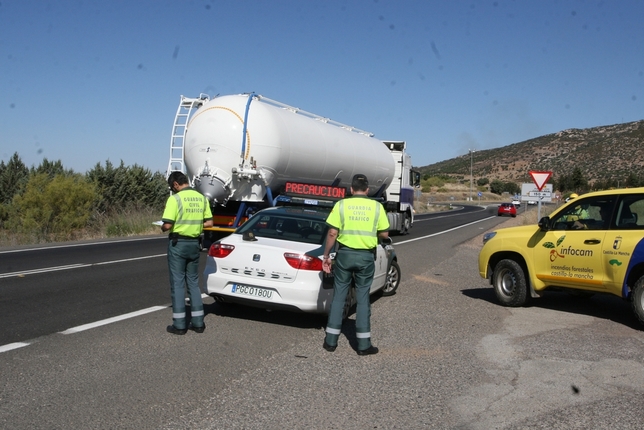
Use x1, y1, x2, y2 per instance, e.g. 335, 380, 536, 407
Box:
543, 235, 594, 262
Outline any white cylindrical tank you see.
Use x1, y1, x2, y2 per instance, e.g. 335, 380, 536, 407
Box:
183, 93, 395, 204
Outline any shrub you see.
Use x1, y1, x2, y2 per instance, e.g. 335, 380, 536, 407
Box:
7, 173, 97, 240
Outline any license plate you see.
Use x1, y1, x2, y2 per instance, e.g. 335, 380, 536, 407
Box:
231, 283, 274, 300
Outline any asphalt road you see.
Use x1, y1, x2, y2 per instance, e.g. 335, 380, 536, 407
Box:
2, 204, 644, 429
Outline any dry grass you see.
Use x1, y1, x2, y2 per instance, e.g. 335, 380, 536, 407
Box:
0, 207, 161, 248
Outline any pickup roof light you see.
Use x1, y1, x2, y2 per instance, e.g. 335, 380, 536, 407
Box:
208, 243, 235, 258
284, 253, 323, 271
482, 232, 497, 245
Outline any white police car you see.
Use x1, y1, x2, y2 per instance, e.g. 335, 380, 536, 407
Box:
203, 204, 400, 315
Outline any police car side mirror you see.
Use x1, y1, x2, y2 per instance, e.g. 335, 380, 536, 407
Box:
538, 216, 550, 232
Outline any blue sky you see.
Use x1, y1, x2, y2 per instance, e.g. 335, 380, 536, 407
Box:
1, 0, 643, 173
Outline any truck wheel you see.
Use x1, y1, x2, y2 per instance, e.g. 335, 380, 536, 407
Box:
342, 286, 356, 320
631, 277, 644, 325
401, 213, 411, 235
492, 259, 529, 307
381, 260, 401, 296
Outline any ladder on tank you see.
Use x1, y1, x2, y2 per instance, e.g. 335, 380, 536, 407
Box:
165, 94, 210, 178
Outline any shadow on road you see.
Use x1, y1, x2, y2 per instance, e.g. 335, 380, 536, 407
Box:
200, 293, 385, 349
202, 299, 326, 329
461, 287, 642, 331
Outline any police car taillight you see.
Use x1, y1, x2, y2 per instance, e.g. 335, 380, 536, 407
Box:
284, 253, 323, 271
208, 243, 235, 258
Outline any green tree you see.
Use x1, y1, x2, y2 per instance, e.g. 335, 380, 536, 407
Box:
8, 173, 97, 239
123, 164, 168, 210
504, 181, 521, 195
488, 179, 520, 195
0, 152, 29, 204
87, 160, 167, 214
570, 167, 589, 193
489, 179, 505, 195
31, 158, 71, 178
556, 167, 589, 193
625, 172, 641, 188
555, 173, 572, 193
422, 176, 446, 188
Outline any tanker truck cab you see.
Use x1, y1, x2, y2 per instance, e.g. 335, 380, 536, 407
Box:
202, 180, 401, 315
380, 140, 421, 235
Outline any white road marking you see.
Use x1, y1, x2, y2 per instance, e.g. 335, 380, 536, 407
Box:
59, 306, 168, 334
0, 342, 31, 353
0, 254, 166, 279
0, 236, 164, 254
1, 294, 210, 353
396, 216, 496, 245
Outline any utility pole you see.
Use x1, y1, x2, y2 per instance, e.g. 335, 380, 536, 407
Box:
469, 149, 475, 202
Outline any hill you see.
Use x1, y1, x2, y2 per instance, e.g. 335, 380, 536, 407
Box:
419, 119, 644, 185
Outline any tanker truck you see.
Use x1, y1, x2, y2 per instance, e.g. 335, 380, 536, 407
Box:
166, 93, 420, 242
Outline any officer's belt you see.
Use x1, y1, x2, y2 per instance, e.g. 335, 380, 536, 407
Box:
338, 243, 374, 252
169, 233, 199, 240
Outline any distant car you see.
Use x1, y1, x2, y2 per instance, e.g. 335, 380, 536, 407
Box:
527, 200, 537, 205
511, 199, 521, 207
498, 203, 517, 217
203, 204, 401, 315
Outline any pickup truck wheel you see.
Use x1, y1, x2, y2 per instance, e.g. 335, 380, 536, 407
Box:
492, 259, 529, 307
381, 260, 401, 296
631, 277, 644, 324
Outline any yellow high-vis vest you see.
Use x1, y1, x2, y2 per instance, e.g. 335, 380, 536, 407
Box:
326, 196, 389, 249
161, 188, 212, 237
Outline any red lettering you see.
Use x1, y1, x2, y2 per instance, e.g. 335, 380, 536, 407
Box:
284, 181, 346, 199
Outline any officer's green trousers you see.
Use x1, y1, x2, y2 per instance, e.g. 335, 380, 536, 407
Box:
167, 239, 204, 330
325, 248, 375, 350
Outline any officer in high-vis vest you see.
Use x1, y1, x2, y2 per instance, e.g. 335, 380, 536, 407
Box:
161, 171, 213, 335
321, 174, 390, 355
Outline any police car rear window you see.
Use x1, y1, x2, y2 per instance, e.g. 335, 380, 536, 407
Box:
238, 214, 328, 244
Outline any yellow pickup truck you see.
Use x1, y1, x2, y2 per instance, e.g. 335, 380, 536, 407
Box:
479, 187, 644, 324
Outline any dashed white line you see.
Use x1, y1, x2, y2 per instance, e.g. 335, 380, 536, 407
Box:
0, 254, 166, 279
0, 342, 31, 353
0, 236, 164, 254
59, 306, 168, 334
1, 294, 210, 353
